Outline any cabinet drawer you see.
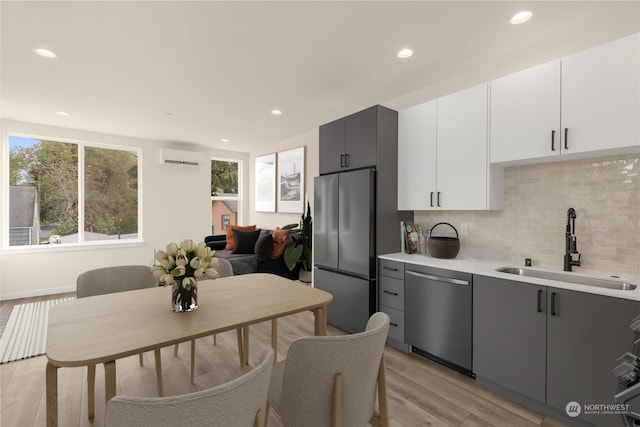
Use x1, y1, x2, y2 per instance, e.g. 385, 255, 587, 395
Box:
379, 259, 404, 279
379, 275, 404, 310
380, 305, 404, 343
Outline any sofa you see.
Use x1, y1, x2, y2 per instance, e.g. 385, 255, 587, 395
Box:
204, 227, 301, 280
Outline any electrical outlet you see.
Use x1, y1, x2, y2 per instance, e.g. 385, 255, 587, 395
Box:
460, 223, 469, 236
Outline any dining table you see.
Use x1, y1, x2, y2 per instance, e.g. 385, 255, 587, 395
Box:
45, 273, 333, 427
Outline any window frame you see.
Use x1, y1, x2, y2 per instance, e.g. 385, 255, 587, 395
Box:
210, 157, 242, 229
221, 214, 231, 231
3, 131, 144, 251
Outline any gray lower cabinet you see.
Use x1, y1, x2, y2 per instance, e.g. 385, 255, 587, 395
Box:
546, 288, 638, 427
473, 276, 547, 402
378, 259, 406, 349
474, 275, 639, 427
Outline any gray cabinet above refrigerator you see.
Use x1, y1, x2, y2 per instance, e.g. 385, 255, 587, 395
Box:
319, 106, 379, 175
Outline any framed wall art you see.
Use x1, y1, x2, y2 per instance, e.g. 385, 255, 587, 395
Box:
255, 153, 276, 212
277, 146, 305, 213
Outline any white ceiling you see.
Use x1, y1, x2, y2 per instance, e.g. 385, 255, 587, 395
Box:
1, 1, 639, 154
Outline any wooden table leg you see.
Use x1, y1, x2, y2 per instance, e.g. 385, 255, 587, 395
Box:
46, 362, 58, 427
236, 328, 244, 367
87, 364, 96, 419
190, 339, 196, 384
271, 319, 278, 364
242, 326, 250, 368
154, 348, 163, 396
104, 360, 117, 404
314, 305, 327, 336
236, 326, 252, 369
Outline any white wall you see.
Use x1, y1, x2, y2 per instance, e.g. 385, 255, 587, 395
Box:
0, 120, 249, 299
249, 129, 319, 230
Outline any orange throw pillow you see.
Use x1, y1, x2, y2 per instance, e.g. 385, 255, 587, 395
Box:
225, 225, 257, 250
271, 227, 290, 259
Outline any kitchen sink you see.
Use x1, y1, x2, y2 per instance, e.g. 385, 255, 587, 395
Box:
495, 266, 638, 291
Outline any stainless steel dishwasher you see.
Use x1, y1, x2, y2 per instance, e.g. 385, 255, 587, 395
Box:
405, 264, 473, 376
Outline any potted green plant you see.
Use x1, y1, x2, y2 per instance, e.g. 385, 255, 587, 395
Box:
282, 201, 312, 282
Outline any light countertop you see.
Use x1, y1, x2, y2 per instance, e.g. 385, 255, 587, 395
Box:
379, 252, 640, 302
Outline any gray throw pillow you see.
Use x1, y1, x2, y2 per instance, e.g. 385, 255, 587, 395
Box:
254, 233, 274, 260
232, 229, 262, 254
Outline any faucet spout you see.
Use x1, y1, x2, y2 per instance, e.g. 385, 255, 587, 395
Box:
564, 208, 581, 271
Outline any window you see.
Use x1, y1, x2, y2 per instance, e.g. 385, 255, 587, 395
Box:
211, 159, 240, 235
221, 214, 230, 231
7, 134, 140, 247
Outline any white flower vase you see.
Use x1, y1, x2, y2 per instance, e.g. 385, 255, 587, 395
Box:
171, 278, 198, 312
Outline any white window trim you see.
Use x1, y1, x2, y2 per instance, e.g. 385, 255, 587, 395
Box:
3, 131, 144, 251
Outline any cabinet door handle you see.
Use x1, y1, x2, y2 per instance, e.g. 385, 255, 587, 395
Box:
390, 322, 399, 327
430, 192, 435, 207
383, 266, 398, 272
340, 154, 345, 167
344, 153, 350, 167
564, 128, 569, 150
383, 290, 399, 296
437, 192, 441, 207
537, 289, 543, 313
551, 130, 556, 151
550, 292, 557, 316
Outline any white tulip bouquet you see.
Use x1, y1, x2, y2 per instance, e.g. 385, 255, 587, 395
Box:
151, 239, 220, 289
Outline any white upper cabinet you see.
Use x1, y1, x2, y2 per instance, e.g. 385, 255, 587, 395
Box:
437, 83, 491, 210
398, 83, 503, 211
397, 100, 437, 210
491, 33, 640, 164
561, 33, 640, 155
490, 60, 561, 163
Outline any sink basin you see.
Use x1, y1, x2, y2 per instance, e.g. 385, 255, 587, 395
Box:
495, 267, 638, 291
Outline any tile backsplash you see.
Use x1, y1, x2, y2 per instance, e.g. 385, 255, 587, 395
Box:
414, 154, 639, 277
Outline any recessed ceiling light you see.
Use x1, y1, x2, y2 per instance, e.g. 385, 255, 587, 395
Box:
55, 111, 69, 116
221, 139, 229, 143
397, 48, 414, 59
271, 109, 283, 115
510, 11, 533, 25
34, 48, 57, 58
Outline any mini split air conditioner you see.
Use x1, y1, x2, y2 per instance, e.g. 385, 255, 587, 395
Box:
160, 148, 202, 167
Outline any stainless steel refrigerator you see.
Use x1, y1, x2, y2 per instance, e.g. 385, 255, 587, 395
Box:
314, 168, 376, 333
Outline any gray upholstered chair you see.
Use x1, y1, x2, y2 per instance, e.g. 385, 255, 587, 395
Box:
76, 265, 162, 418
105, 348, 274, 427
267, 312, 391, 427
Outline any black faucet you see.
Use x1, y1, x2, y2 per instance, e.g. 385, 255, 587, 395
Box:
564, 208, 581, 271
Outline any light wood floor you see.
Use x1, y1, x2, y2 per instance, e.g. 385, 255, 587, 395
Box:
0, 295, 567, 427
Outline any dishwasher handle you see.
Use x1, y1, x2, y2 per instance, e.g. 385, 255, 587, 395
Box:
406, 270, 470, 286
